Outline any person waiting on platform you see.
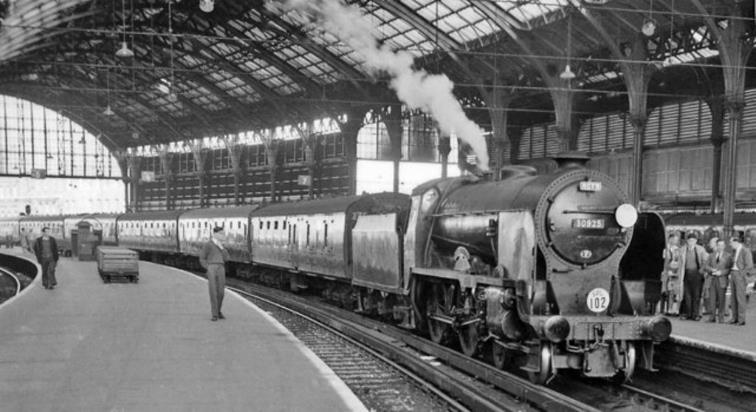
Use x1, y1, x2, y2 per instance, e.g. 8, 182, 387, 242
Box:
32, 227, 59, 290
728, 235, 753, 326
199, 226, 230, 322
678, 232, 708, 320
20, 228, 30, 253
662, 233, 681, 315
703, 239, 732, 323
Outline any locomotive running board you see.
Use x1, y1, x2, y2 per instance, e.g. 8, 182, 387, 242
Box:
412, 267, 503, 289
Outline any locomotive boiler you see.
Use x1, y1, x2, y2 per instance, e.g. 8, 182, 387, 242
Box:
402, 154, 671, 383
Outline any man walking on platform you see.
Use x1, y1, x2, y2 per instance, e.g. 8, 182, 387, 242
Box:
32, 227, 59, 289
728, 235, 752, 326
199, 226, 230, 322
678, 232, 708, 320
703, 239, 732, 323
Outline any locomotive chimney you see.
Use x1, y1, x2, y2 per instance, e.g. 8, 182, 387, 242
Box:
553, 151, 590, 169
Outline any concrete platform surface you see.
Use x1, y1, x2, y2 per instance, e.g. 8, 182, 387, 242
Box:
669, 294, 756, 360
0, 250, 366, 412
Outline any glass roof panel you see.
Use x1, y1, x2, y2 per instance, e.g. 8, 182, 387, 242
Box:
494, 0, 570, 28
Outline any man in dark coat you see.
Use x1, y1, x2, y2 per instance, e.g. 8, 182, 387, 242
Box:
703, 239, 732, 323
33, 227, 59, 289
729, 235, 753, 326
199, 226, 230, 321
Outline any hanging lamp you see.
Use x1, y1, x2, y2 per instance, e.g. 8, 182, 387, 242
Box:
116, 0, 134, 58
560, 12, 576, 80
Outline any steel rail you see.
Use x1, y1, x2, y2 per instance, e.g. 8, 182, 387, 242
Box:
0, 267, 21, 297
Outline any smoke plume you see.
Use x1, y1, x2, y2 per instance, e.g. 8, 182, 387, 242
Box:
272, 0, 489, 171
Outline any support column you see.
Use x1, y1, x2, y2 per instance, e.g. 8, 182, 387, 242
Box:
483, 79, 514, 177
339, 107, 368, 196
707, 96, 726, 213
190, 142, 208, 208
262, 137, 280, 202
158, 147, 174, 210
126, 155, 142, 212
223, 135, 244, 206
303, 132, 321, 199
383, 104, 403, 193
438, 133, 451, 178
706, 4, 753, 238
619, 35, 655, 207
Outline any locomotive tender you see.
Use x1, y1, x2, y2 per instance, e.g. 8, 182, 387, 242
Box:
4, 154, 671, 383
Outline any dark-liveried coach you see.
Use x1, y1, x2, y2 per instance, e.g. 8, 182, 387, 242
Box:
199, 226, 230, 321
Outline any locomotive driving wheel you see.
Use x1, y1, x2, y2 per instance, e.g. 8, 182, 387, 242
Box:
457, 320, 480, 357
528, 342, 553, 385
612, 342, 637, 384
491, 341, 510, 369
426, 283, 452, 345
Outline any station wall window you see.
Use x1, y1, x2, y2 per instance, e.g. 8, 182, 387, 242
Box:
274, 221, 278, 230
267, 221, 271, 230
306, 223, 310, 246
324, 223, 328, 247
259, 220, 263, 230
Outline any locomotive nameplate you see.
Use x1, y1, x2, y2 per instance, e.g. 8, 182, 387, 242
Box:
571, 218, 605, 229
578, 181, 602, 192
587, 288, 610, 313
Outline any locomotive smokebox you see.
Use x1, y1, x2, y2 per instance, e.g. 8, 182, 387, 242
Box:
553, 151, 590, 168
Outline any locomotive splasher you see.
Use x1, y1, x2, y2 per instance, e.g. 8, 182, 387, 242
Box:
405, 154, 671, 383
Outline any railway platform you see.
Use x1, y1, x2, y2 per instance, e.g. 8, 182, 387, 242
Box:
668, 297, 756, 361
0, 249, 366, 412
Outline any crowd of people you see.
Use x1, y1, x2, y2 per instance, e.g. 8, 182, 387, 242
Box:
662, 231, 753, 326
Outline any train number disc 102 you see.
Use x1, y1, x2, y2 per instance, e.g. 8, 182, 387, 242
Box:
586, 288, 610, 313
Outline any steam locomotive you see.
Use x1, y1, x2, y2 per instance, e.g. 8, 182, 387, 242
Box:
3, 154, 671, 383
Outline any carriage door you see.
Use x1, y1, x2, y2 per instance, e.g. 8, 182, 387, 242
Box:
288, 220, 299, 269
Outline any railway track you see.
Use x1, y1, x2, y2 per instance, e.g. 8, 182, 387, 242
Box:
0, 266, 21, 304
224, 279, 597, 412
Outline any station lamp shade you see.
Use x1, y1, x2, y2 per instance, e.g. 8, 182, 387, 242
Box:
116, 41, 134, 58
559, 64, 576, 80
641, 18, 656, 36
103, 104, 115, 116
199, 0, 214, 13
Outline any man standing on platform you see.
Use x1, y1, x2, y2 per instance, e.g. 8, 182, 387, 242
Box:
199, 226, 230, 322
703, 239, 732, 323
662, 233, 682, 315
20, 228, 30, 253
729, 235, 752, 326
32, 227, 59, 290
678, 232, 707, 320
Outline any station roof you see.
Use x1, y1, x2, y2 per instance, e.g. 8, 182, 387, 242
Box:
0, 0, 748, 154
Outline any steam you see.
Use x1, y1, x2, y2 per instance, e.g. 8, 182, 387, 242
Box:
271, 0, 489, 171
